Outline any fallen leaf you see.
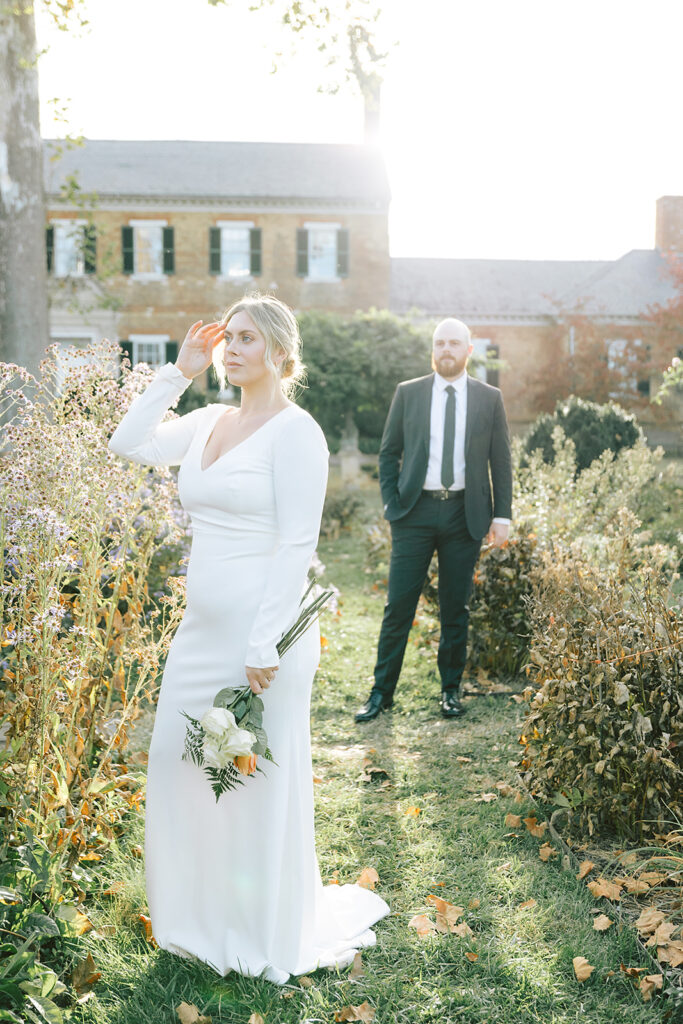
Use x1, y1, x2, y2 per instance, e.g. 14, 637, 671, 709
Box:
298, 976, 314, 988
176, 1003, 212, 1024
593, 914, 613, 931
131, 844, 143, 858
519, 899, 537, 910
539, 843, 557, 862
505, 813, 522, 827
456, 756, 472, 763
577, 860, 595, 881
621, 876, 650, 894
426, 894, 464, 933
55, 904, 93, 935
620, 964, 648, 978
248, 1016, 265, 1024
452, 921, 474, 938
638, 871, 669, 884
587, 878, 622, 901
646, 922, 677, 948
334, 1002, 376, 1022
356, 867, 379, 891
71, 954, 102, 996
495, 782, 516, 797
468, 898, 480, 910
476, 792, 498, 803
349, 951, 364, 980
496, 862, 512, 873
573, 956, 595, 982
102, 880, 126, 896
408, 914, 437, 937
663, 942, 683, 967
138, 913, 158, 947
639, 974, 663, 1002
635, 907, 666, 935
523, 816, 547, 838
464, 951, 478, 962
313, 774, 324, 784
404, 806, 421, 817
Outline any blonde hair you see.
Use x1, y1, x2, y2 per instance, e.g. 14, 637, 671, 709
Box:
213, 293, 306, 398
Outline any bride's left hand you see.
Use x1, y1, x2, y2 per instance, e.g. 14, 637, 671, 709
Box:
246, 665, 278, 695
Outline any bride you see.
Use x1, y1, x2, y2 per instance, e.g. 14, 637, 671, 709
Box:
108, 294, 388, 983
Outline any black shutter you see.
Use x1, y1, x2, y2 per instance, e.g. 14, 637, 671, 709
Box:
486, 345, 500, 388
296, 228, 308, 277
337, 228, 349, 277
83, 225, 97, 274
119, 340, 134, 370
209, 227, 222, 275
165, 340, 179, 365
163, 227, 175, 274
121, 226, 134, 274
46, 226, 54, 273
250, 228, 262, 276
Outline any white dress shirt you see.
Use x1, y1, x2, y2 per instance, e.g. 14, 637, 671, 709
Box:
424, 371, 510, 525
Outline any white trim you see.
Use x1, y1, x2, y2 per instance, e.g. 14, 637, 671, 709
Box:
128, 219, 168, 227
129, 334, 170, 371
129, 333, 170, 343
303, 220, 341, 230
50, 327, 99, 343
216, 219, 254, 228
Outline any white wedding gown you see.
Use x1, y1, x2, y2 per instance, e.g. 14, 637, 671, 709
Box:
109, 362, 389, 982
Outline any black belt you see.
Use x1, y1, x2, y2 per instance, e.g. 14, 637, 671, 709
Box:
422, 489, 464, 501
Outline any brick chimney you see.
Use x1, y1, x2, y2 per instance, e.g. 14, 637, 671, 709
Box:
655, 196, 683, 251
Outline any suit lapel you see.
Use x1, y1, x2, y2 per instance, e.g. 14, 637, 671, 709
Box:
419, 374, 434, 452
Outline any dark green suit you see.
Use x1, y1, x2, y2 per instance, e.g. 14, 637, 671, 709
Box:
373, 372, 512, 698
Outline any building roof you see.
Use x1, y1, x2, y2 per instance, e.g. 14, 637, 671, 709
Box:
390, 250, 679, 321
44, 139, 390, 209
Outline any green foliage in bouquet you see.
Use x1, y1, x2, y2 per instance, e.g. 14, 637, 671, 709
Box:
523, 394, 643, 473
520, 519, 682, 839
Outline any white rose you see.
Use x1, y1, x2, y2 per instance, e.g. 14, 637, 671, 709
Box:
228, 727, 256, 757
200, 707, 237, 738
202, 737, 231, 770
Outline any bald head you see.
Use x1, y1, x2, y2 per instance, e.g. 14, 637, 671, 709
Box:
431, 317, 473, 380
433, 318, 471, 345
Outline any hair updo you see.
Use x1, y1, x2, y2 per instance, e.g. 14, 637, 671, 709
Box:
213, 293, 306, 398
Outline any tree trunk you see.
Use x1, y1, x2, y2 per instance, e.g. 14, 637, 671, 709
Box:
0, 8, 49, 374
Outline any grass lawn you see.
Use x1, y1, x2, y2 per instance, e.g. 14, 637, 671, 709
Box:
69, 498, 671, 1024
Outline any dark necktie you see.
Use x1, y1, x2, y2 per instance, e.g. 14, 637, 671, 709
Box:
441, 385, 455, 489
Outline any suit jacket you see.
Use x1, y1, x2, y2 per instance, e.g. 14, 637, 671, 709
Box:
378, 373, 512, 540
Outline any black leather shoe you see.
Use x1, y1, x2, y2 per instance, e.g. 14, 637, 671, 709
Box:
440, 692, 465, 718
355, 690, 393, 723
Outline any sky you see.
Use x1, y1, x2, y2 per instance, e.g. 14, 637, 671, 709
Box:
35, 0, 683, 262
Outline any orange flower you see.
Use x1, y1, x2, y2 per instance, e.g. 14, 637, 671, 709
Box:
234, 754, 258, 776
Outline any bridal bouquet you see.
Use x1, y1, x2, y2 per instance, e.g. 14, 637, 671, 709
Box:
181, 578, 332, 801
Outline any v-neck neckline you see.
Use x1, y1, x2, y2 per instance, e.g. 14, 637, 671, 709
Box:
199, 405, 292, 473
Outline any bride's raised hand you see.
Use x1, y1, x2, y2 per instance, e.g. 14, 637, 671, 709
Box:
175, 320, 225, 380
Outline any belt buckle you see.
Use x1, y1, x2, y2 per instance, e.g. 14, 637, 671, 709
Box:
438, 488, 450, 501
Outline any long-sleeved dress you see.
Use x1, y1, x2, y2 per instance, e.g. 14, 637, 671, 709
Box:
109, 362, 389, 983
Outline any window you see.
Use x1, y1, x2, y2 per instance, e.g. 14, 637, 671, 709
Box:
122, 221, 174, 277
606, 338, 645, 397
46, 220, 96, 277
49, 330, 99, 392
296, 224, 349, 280
122, 335, 177, 371
209, 223, 261, 277
470, 339, 500, 386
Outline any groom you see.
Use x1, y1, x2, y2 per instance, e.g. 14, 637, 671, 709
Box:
356, 317, 512, 723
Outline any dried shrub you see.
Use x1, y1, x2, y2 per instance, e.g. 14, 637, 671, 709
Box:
0, 342, 186, 885
468, 532, 537, 678
321, 490, 362, 540
520, 518, 682, 838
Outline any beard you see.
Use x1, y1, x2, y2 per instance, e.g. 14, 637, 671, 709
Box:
432, 353, 468, 379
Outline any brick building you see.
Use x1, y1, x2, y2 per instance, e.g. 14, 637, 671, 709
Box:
44, 141, 681, 446
44, 139, 390, 383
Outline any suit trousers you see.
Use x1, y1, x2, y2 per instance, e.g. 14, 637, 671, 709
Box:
373, 492, 482, 699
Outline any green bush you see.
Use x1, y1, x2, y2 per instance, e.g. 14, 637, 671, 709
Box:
523, 395, 644, 472
520, 519, 682, 838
